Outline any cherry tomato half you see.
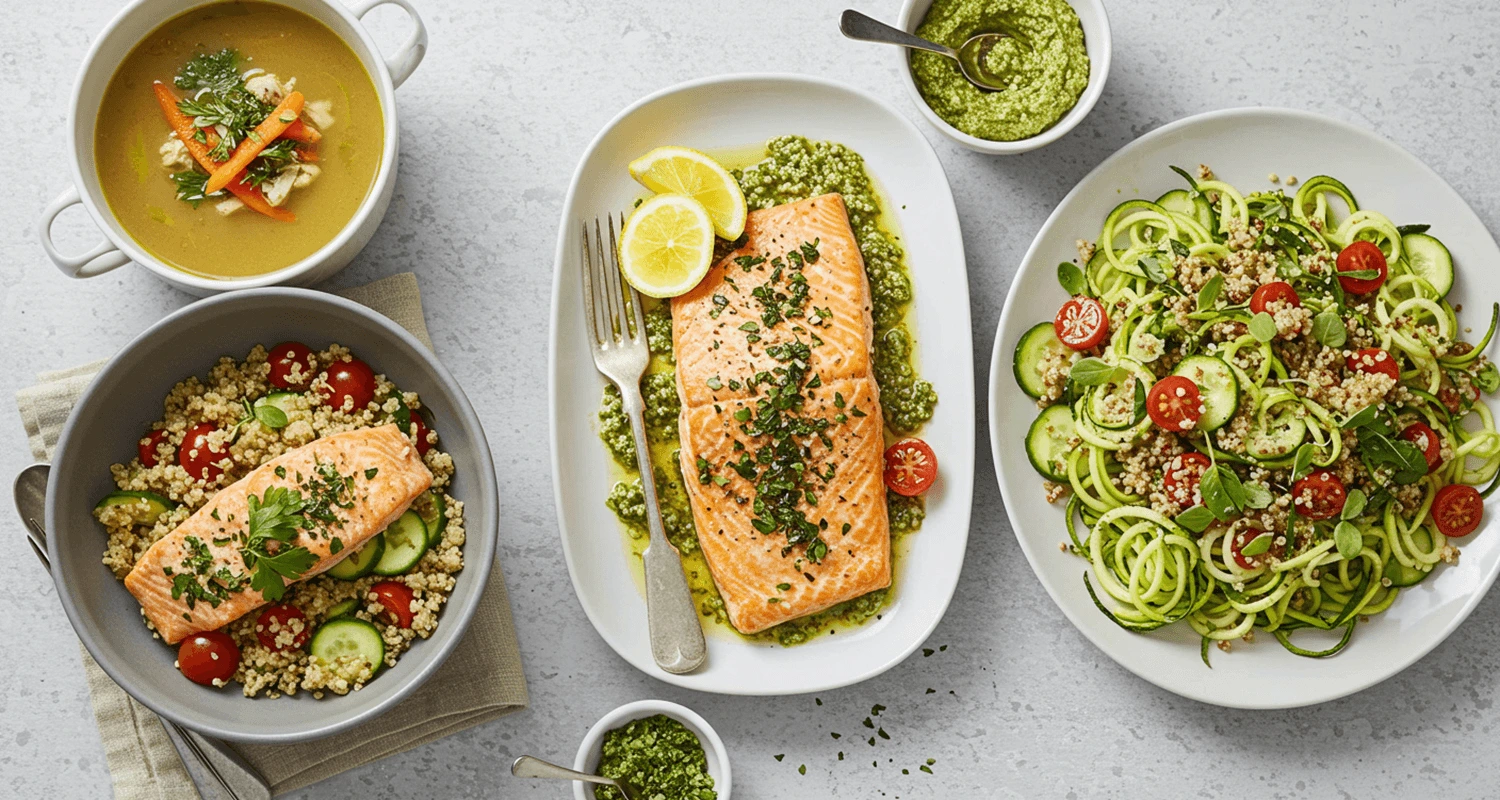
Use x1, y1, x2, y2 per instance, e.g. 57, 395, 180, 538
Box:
1433, 484, 1484, 538
138, 429, 170, 468
1053, 296, 1109, 351
370, 581, 416, 628
1162, 452, 1211, 509
1293, 469, 1347, 520
178, 423, 226, 482
1400, 422, 1443, 473
1229, 527, 1285, 570
254, 604, 310, 651
883, 437, 938, 497
267, 341, 318, 390
409, 414, 433, 457
321, 358, 377, 412
1346, 348, 1400, 381
1249, 282, 1301, 314
1147, 376, 1204, 432
178, 631, 240, 686
1336, 240, 1389, 294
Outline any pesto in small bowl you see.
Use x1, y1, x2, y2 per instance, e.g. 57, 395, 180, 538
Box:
910, 0, 1090, 142
594, 714, 717, 800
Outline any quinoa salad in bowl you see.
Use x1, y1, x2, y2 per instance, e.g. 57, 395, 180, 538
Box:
93, 342, 464, 698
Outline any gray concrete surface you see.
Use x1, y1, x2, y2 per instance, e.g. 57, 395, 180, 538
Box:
4, 0, 1499, 797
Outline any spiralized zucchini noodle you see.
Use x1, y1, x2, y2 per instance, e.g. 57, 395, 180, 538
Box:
1018, 166, 1500, 663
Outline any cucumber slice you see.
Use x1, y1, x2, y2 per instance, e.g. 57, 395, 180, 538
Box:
94, 491, 177, 525
414, 491, 448, 548
326, 598, 359, 619
1155, 189, 1213, 231
1402, 232, 1453, 298
1244, 400, 1307, 460
327, 534, 385, 580
1086, 360, 1150, 430
310, 617, 385, 675
1172, 355, 1240, 431
1014, 322, 1072, 400
1126, 313, 1164, 363
1027, 405, 1077, 482
372, 511, 428, 576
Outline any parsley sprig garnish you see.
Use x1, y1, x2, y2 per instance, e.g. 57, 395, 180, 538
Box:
241, 486, 317, 602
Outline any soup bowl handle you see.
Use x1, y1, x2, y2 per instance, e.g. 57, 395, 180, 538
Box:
37, 186, 130, 280
348, 0, 428, 89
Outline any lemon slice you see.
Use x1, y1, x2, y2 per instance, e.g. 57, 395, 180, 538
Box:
618, 194, 716, 298
628, 146, 747, 240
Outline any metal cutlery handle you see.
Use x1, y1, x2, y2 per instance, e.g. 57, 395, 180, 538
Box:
839, 9, 956, 57
512, 756, 629, 795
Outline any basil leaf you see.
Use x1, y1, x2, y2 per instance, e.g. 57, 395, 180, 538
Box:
1200, 465, 1244, 521
1249, 312, 1277, 343
1239, 532, 1274, 557
1170, 239, 1190, 258
1291, 443, 1315, 481
254, 404, 288, 430
1334, 521, 1364, 561
1357, 426, 1428, 485
1389, 440, 1429, 485
1338, 268, 1381, 280
1310, 311, 1346, 348
1243, 483, 1273, 509
1131, 378, 1147, 426
1138, 255, 1169, 284
1475, 362, 1500, 394
1340, 488, 1367, 521
1057, 262, 1088, 296
1175, 505, 1215, 533
1220, 466, 1248, 510
1397, 223, 1431, 235
1068, 357, 1119, 387
1197, 274, 1223, 312
1341, 405, 1378, 430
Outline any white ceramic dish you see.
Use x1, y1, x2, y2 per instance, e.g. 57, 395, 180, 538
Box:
990, 107, 1500, 709
548, 74, 974, 695
572, 700, 731, 800
896, 0, 1111, 155
37, 0, 427, 296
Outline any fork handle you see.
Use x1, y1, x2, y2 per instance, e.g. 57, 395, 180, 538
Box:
619, 389, 708, 674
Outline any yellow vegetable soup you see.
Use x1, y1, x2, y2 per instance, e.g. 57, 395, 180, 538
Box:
94, 1, 384, 279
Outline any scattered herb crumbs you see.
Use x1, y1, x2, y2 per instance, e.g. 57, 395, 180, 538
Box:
831, 732, 841, 739
871, 704, 885, 716
774, 754, 784, 762
923, 648, 934, 657
920, 765, 933, 774
877, 728, 890, 740
798, 765, 806, 775
863, 717, 874, 729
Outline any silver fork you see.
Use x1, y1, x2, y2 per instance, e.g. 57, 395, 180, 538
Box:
581, 215, 707, 674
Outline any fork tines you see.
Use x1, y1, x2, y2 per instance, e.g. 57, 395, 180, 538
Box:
581, 214, 643, 347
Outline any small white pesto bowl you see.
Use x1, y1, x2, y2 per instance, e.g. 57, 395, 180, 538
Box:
896, 0, 1111, 155
573, 700, 732, 800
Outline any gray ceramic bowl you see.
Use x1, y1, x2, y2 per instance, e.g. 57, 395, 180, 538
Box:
45, 288, 498, 743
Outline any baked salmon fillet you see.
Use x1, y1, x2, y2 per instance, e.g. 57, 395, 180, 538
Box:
672, 193, 890, 634
124, 424, 432, 644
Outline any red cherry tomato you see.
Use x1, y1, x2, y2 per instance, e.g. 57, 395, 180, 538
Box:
1162, 452, 1211, 509
1400, 422, 1443, 473
1146, 376, 1204, 432
409, 414, 433, 457
177, 631, 240, 686
138, 429, 170, 468
321, 358, 377, 412
1336, 240, 1389, 294
178, 423, 226, 482
267, 341, 318, 390
1249, 282, 1301, 314
1433, 484, 1484, 538
883, 437, 938, 497
1053, 296, 1109, 351
254, 604, 310, 651
1293, 469, 1347, 520
1345, 348, 1400, 381
1229, 527, 1285, 570
370, 581, 416, 628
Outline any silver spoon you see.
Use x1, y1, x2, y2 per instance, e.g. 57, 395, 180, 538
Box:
13, 463, 271, 800
512, 755, 639, 800
839, 9, 1024, 93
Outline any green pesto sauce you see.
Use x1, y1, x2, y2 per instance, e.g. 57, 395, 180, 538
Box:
911, 0, 1090, 142
597, 135, 934, 647
594, 714, 716, 800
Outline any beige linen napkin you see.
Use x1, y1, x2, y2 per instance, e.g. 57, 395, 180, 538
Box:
17, 273, 528, 798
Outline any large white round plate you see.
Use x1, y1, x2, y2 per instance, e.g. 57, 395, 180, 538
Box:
991, 107, 1500, 709
549, 74, 974, 694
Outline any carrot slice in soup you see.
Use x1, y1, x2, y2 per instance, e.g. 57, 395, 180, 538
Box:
151, 82, 294, 223
204, 91, 304, 195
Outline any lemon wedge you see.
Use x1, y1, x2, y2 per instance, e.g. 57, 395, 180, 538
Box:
618, 194, 716, 298
628, 146, 747, 240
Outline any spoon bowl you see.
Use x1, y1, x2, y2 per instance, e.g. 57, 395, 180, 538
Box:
839, 9, 1018, 92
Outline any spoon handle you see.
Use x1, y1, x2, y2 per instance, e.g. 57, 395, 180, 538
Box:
839, 10, 955, 58
511, 756, 619, 790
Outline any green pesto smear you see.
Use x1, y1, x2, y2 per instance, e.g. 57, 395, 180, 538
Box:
911, 0, 1089, 142
599, 135, 934, 647
594, 714, 716, 800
